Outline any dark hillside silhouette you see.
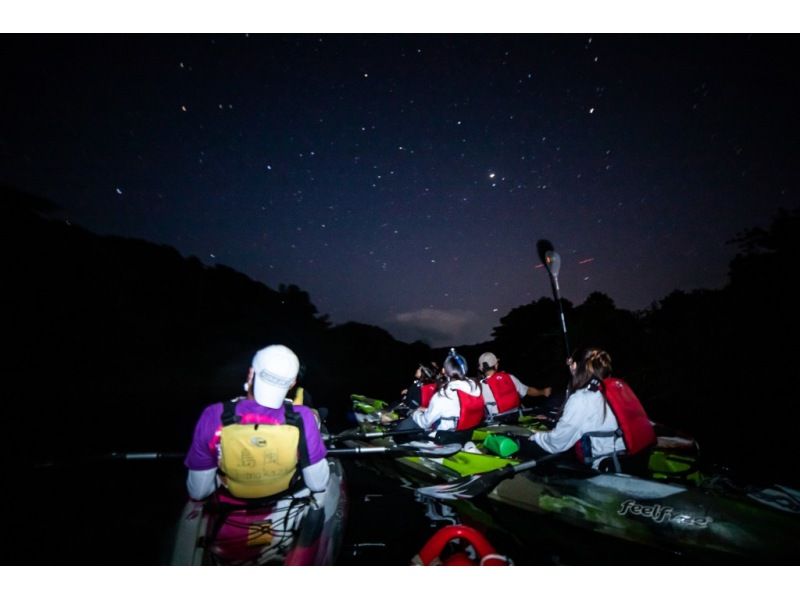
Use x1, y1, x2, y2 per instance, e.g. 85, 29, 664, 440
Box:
2, 186, 345, 465
630, 210, 799, 483
2, 185, 439, 467
483, 209, 800, 485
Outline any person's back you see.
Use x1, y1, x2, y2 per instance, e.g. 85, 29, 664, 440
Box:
416, 381, 483, 445
523, 348, 625, 468
535, 382, 620, 463
394, 350, 483, 444
477, 352, 551, 418
401, 364, 438, 410
481, 370, 521, 416
184, 344, 329, 501
379, 363, 438, 424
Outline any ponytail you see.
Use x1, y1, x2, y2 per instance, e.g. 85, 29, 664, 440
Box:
569, 347, 613, 392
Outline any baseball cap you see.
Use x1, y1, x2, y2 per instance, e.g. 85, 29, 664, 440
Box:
251, 345, 299, 408
478, 352, 498, 370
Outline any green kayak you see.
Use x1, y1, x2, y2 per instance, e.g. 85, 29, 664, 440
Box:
341, 394, 800, 563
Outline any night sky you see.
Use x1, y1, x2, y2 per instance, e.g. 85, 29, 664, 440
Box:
3, 34, 798, 345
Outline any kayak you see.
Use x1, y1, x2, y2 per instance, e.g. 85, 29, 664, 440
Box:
169, 457, 347, 565
342, 394, 800, 564
350, 394, 391, 424
480, 459, 800, 564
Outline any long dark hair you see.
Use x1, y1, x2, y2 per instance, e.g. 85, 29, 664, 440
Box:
416, 363, 437, 384
436, 352, 480, 393
569, 347, 613, 393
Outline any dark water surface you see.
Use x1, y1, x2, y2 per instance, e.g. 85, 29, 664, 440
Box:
1, 459, 477, 565
2, 458, 543, 565
1, 455, 769, 565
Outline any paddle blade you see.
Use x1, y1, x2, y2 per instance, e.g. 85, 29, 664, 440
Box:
416, 464, 517, 500
545, 250, 561, 278
415, 454, 556, 500
398, 442, 463, 457
536, 239, 555, 266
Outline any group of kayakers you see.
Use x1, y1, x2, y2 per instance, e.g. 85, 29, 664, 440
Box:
183, 342, 653, 505
387, 349, 552, 445
380, 346, 653, 469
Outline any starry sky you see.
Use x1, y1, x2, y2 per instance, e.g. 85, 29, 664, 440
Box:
2, 34, 798, 345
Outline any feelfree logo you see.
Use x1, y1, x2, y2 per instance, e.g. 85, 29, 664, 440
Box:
618, 499, 713, 528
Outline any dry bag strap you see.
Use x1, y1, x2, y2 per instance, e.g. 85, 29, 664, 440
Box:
284, 401, 311, 469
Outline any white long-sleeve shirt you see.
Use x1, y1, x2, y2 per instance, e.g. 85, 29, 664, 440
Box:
532, 386, 624, 467
411, 379, 482, 432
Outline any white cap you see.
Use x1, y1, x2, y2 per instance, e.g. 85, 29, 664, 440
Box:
251, 345, 299, 408
478, 352, 498, 370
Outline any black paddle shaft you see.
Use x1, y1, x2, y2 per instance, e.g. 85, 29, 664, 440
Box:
537, 239, 571, 359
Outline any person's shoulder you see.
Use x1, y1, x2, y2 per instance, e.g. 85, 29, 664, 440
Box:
290, 405, 325, 437
450, 379, 481, 395
569, 386, 598, 401
200, 400, 228, 417
229, 396, 259, 411
572, 386, 602, 402
290, 404, 322, 423
495, 371, 518, 383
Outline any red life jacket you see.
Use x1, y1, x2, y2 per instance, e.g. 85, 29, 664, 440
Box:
454, 388, 485, 431
574, 377, 656, 465
601, 377, 656, 455
483, 372, 521, 414
420, 383, 436, 408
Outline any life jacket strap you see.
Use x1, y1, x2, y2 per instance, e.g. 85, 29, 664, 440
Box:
578, 429, 624, 470
221, 398, 240, 426
284, 401, 311, 469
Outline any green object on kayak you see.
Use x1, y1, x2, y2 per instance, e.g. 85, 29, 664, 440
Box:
483, 434, 520, 458
471, 428, 490, 442
648, 450, 704, 485
405, 450, 514, 477
350, 393, 388, 414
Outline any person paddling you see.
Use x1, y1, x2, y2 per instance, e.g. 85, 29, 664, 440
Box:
184, 344, 330, 501
519, 348, 635, 468
379, 362, 439, 424
393, 349, 485, 445
477, 352, 551, 421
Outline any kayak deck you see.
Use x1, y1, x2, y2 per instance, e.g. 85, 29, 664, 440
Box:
342, 395, 800, 563
170, 457, 347, 565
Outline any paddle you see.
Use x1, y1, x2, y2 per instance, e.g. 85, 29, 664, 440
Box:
485, 405, 558, 423
324, 428, 422, 443
329, 442, 463, 457
32, 451, 184, 468
106, 451, 185, 461
36, 441, 463, 467
415, 452, 564, 500
537, 239, 571, 359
